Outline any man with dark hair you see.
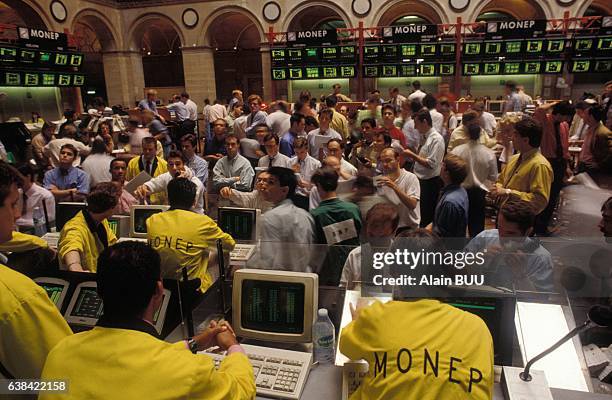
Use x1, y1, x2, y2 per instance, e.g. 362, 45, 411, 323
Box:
43, 124, 90, 168
491, 117, 553, 215
423, 93, 443, 134
331, 83, 351, 102
136, 150, 205, 213
280, 113, 306, 157
471, 101, 497, 137
110, 158, 137, 215
408, 80, 426, 102
291, 137, 321, 210
388, 87, 406, 110
16, 163, 55, 229
180, 91, 198, 122
447, 110, 496, 152
147, 178, 235, 292
326, 139, 357, 178
378, 148, 420, 230
325, 95, 349, 139
40, 241, 254, 399
310, 167, 361, 285
503, 80, 522, 113
577, 104, 612, 178
534, 101, 575, 235
258, 133, 291, 168
126, 136, 168, 205
305, 115, 319, 133
181, 134, 208, 188
256, 167, 315, 271
432, 154, 469, 238
43, 143, 90, 202
357, 96, 382, 127
381, 104, 407, 148
397, 99, 422, 154
212, 134, 255, 192
204, 118, 229, 164
167, 94, 193, 137
0, 161, 72, 380
81, 137, 113, 187
466, 198, 553, 291
451, 124, 498, 237
245, 94, 267, 138
403, 109, 445, 227
569, 99, 596, 140
58, 182, 118, 272
307, 108, 342, 158
600, 197, 612, 240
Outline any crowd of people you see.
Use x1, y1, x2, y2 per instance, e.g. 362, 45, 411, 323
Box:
1, 79, 611, 398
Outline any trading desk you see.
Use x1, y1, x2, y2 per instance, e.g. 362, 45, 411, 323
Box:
167, 279, 607, 400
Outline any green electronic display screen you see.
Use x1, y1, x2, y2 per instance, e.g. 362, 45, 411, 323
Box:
364, 46, 379, 59
420, 44, 436, 56
439, 43, 455, 55
20, 49, 36, 63
340, 65, 355, 77
55, 53, 68, 66
419, 64, 435, 76
484, 63, 500, 75
304, 48, 318, 61
364, 66, 378, 77
597, 38, 612, 51
544, 61, 563, 73
439, 64, 454, 75
322, 47, 337, 59
39, 51, 52, 63
24, 73, 39, 86
381, 65, 397, 77
272, 68, 286, 80
524, 61, 541, 74
322, 66, 337, 78
42, 73, 56, 86
4, 72, 20, 85
401, 44, 416, 57
571, 60, 590, 72
58, 74, 71, 86
575, 39, 593, 52
505, 41, 522, 53
0, 47, 16, 62
288, 49, 302, 61
340, 46, 355, 59
305, 67, 319, 78
594, 60, 612, 73
72, 75, 85, 86
464, 43, 481, 55
463, 63, 480, 75
382, 45, 397, 59
271, 49, 285, 62
400, 64, 417, 76
289, 68, 303, 79
526, 40, 543, 53
547, 40, 564, 53
485, 42, 502, 55
70, 54, 83, 67
504, 62, 521, 74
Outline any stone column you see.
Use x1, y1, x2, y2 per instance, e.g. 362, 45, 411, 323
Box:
182, 46, 217, 110
260, 45, 272, 101
102, 51, 145, 108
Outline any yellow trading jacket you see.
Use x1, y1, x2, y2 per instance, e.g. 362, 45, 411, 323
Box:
58, 211, 117, 272
39, 322, 255, 400
340, 300, 494, 400
146, 209, 235, 292
0, 231, 48, 252
126, 155, 168, 205
0, 264, 71, 379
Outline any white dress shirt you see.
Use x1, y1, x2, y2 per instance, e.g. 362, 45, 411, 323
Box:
451, 141, 499, 191
266, 111, 291, 138
290, 155, 321, 197
212, 153, 255, 192
306, 128, 342, 157
44, 138, 90, 167
257, 152, 292, 168
81, 153, 113, 187
481, 112, 497, 137
408, 90, 426, 102
227, 189, 273, 213
16, 184, 55, 227
413, 128, 445, 180
402, 118, 420, 151
185, 99, 198, 121
377, 169, 420, 228
429, 109, 444, 135
144, 167, 205, 214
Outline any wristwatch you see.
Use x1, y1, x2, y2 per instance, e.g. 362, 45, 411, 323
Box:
187, 337, 198, 354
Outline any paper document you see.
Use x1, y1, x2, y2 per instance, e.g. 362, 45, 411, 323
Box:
124, 171, 152, 196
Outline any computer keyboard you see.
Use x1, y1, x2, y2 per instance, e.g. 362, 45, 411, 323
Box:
202, 343, 312, 400
41, 232, 60, 249
230, 244, 256, 263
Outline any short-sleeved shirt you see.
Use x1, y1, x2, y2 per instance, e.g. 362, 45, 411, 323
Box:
378, 169, 420, 228
43, 167, 90, 194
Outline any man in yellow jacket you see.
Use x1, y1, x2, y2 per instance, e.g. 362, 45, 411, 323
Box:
126, 136, 168, 204
0, 161, 71, 380
58, 182, 118, 272
40, 241, 255, 399
147, 177, 235, 292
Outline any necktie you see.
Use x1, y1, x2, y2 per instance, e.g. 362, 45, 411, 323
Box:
269, 156, 275, 167
146, 160, 151, 175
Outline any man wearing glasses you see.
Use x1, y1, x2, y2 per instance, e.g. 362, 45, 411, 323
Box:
212, 134, 254, 192
258, 133, 291, 168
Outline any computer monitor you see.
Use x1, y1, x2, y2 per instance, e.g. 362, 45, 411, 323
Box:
487, 101, 505, 115
218, 207, 261, 242
64, 281, 103, 326
107, 215, 130, 238
55, 202, 87, 231
233, 269, 318, 343
34, 277, 69, 310
129, 205, 169, 238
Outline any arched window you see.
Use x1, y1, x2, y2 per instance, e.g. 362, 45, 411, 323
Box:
475, 11, 515, 22
392, 15, 431, 26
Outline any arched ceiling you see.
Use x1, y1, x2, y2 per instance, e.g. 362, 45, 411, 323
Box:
477, 0, 546, 20
0, 0, 45, 29
378, 1, 443, 26
287, 6, 347, 31
208, 12, 260, 50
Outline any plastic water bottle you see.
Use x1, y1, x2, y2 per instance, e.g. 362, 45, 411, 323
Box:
33, 206, 46, 237
313, 308, 335, 363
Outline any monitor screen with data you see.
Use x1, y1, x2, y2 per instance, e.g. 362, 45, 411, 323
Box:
130, 205, 169, 238
233, 269, 318, 343
218, 207, 259, 242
